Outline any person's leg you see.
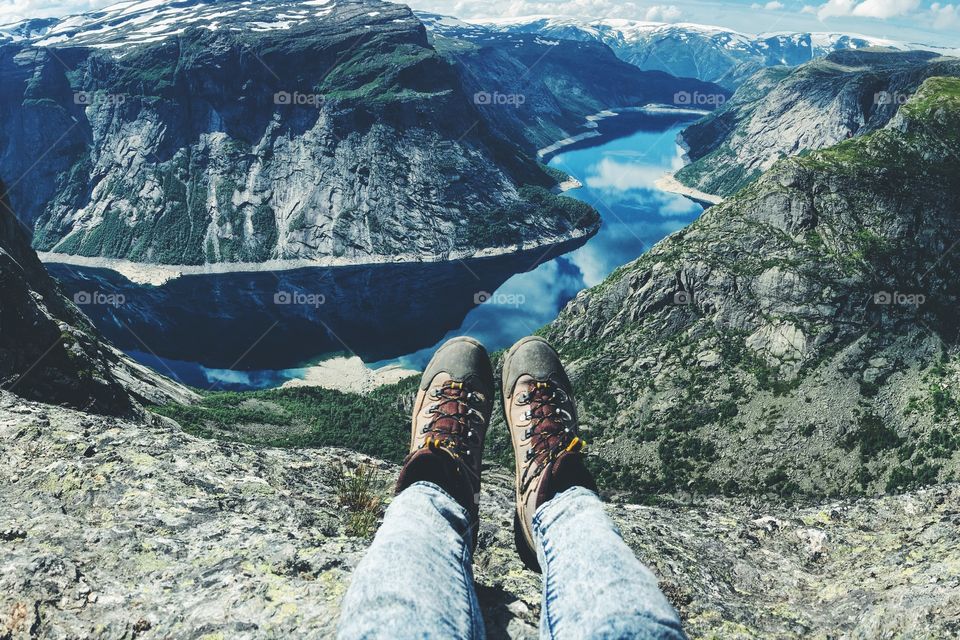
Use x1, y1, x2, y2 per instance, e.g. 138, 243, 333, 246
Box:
337, 481, 484, 640
339, 336, 496, 639
533, 486, 685, 639
501, 336, 685, 639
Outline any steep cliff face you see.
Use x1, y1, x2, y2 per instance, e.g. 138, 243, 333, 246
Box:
0, 178, 196, 414
675, 50, 960, 197
543, 76, 960, 499
422, 14, 729, 152
0, 0, 598, 267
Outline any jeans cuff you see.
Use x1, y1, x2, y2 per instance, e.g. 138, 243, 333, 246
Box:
403, 480, 472, 526
531, 485, 599, 539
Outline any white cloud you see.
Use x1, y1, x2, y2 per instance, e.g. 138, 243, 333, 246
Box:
929, 2, 960, 28
584, 157, 664, 191
751, 1, 785, 9
411, 0, 645, 21
816, 0, 858, 19
851, 0, 920, 18
645, 4, 683, 22
813, 0, 921, 20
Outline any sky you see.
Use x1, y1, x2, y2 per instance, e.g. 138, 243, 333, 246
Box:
1, 0, 958, 47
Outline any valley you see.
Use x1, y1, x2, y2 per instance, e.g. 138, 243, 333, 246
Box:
1, 1, 958, 638
45, 110, 704, 389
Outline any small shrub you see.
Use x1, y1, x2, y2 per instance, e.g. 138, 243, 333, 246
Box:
324, 462, 387, 538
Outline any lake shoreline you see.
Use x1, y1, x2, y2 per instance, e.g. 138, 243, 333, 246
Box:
537, 103, 710, 162
48, 110, 703, 392
37, 224, 598, 287
654, 173, 724, 206
39, 103, 705, 288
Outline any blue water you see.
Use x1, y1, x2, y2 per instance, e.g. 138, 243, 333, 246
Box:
383, 115, 704, 371
49, 112, 704, 390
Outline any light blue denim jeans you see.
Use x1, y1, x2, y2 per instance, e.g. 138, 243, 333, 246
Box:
338, 482, 685, 639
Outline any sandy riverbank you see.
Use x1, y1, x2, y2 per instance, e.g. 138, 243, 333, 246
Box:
280, 356, 418, 394
37, 224, 597, 287
655, 173, 724, 206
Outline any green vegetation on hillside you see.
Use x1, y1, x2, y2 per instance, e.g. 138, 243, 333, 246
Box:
319, 38, 448, 104
542, 76, 960, 501
154, 77, 960, 505
154, 379, 418, 462
462, 186, 599, 247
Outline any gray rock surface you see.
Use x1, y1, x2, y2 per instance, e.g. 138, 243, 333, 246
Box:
2, 391, 958, 639
0, 0, 592, 267
542, 75, 960, 498
0, 178, 196, 414
675, 49, 960, 197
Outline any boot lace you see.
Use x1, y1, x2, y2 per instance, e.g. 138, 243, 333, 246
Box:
517, 380, 585, 492
419, 380, 486, 461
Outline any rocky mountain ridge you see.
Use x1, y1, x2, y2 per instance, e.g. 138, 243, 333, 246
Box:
0, 0, 727, 270
474, 16, 959, 88
542, 74, 960, 499
0, 0, 598, 267
0, 178, 196, 415
675, 49, 960, 197
421, 13, 728, 152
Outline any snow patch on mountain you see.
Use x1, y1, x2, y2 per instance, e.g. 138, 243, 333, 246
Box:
1, 0, 346, 50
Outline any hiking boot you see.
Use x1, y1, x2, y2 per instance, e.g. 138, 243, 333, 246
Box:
502, 336, 597, 570
396, 336, 494, 544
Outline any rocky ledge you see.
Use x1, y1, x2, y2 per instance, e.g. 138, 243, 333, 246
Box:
1, 392, 958, 639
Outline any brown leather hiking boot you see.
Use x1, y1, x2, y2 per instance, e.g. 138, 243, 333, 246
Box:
396, 336, 494, 543
502, 336, 597, 570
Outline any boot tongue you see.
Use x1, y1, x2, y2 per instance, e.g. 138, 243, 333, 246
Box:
432, 397, 465, 438
528, 383, 567, 451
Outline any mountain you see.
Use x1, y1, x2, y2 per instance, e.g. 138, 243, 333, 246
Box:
0, 0, 602, 268
0, 178, 196, 414
540, 75, 960, 499
420, 13, 729, 152
1, 390, 957, 638
481, 17, 957, 88
675, 49, 960, 197
0, 17, 58, 42
0, 0, 726, 271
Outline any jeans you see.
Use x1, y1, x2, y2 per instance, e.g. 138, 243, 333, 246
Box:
338, 482, 686, 640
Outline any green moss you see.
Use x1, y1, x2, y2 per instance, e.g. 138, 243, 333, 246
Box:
319, 40, 444, 104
